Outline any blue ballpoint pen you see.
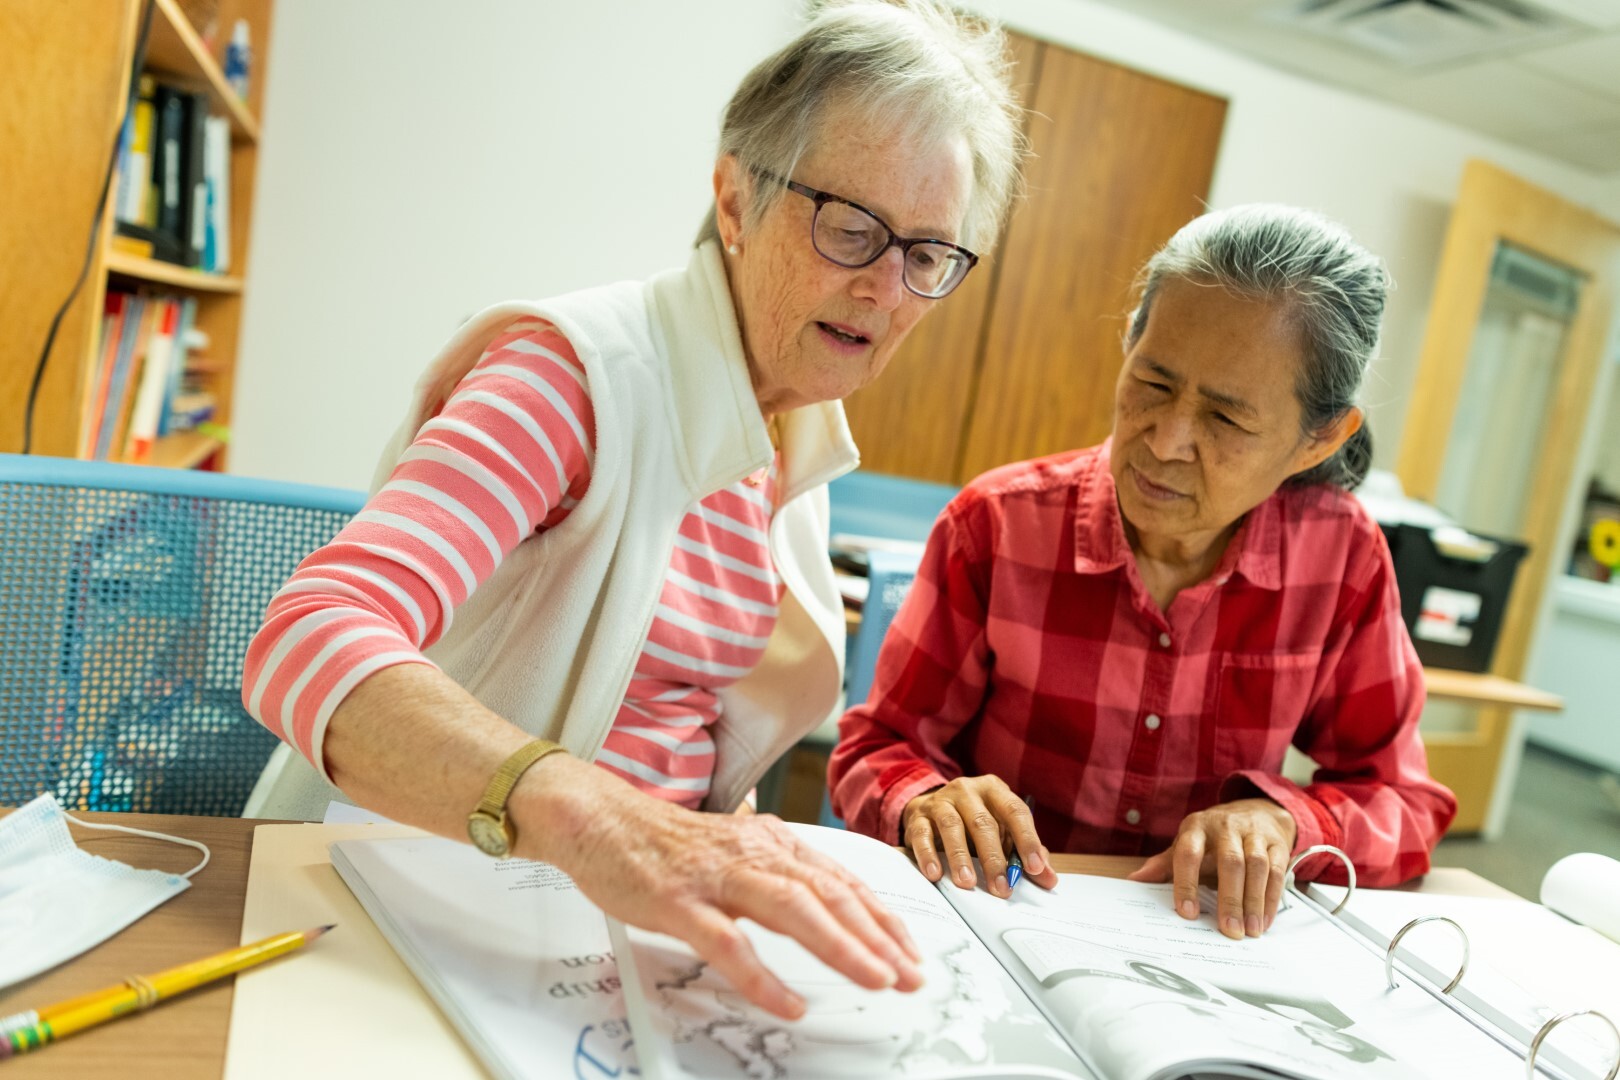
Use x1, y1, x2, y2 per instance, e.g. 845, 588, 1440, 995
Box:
1006, 793, 1034, 891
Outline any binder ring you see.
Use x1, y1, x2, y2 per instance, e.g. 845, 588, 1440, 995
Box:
1526, 1009, 1620, 1080
1285, 845, 1356, 915
1384, 915, 1468, 994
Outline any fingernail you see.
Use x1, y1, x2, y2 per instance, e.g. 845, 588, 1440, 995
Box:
1025, 850, 1044, 874
1179, 899, 1198, 919
923, 861, 939, 879
956, 866, 974, 885
1223, 916, 1242, 937
877, 963, 898, 988
1245, 915, 1261, 938
784, 993, 806, 1018
897, 957, 924, 987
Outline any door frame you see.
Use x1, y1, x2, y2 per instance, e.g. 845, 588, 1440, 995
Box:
1397, 159, 1620, 833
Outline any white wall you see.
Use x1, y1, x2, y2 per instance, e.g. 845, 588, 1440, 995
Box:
230, 0, 798, 488
231, 0, 1616, 489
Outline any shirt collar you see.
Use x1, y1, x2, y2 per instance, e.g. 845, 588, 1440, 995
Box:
1072, 439, 1284, 591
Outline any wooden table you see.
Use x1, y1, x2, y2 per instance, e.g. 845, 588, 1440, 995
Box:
0, 813, 261, 1080
0, 811, 1517, 1079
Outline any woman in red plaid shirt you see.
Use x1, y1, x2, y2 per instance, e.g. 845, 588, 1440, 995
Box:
829, 204, 1458, 940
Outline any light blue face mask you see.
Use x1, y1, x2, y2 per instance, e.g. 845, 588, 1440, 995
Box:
0, 792, 210, 990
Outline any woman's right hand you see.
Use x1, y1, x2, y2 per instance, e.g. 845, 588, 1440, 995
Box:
902, 775, 1057, 897
526, 754, 925, 1021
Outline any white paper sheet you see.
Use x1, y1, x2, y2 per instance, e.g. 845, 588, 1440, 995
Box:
223, 823, 488, 1080
944, 871, 1537, 1080
1543, 853, 1620, 944
329, 834, 636, 1080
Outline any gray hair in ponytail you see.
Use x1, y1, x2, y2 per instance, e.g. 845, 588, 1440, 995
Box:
1125, 204, 1390, 490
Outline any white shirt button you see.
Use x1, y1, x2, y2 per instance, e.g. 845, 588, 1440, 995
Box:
1144, 713, 1161, 731
1125, 808, 1142, 825
1158, 632, 1172, 648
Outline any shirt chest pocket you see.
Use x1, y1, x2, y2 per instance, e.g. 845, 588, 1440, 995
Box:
1211, 653, 1320, 776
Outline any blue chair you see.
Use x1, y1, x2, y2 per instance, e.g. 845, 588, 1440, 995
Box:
0, 455, 364, 816
815, 548, 924, 828
779, 471, 954, 826
827, 470, 958, 545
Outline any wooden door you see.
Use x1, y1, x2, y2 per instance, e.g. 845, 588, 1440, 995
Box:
957, 43, 1226, 481
841, 33, 1228, 484
839, 32, 1042, 484
1397, 160, 1620, 832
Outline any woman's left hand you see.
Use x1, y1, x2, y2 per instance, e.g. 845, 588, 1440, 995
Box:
1126, 798, 1298, 940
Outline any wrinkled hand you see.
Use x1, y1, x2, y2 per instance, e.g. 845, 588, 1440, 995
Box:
901, 775, 1058, 898
548, 762, 924, 1020
1127, 798, 1298, 939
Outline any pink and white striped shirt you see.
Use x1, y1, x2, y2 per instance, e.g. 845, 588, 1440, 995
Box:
243, 318, 783, 807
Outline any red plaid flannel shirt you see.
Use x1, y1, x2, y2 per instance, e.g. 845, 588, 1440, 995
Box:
828, 443, 1457, 887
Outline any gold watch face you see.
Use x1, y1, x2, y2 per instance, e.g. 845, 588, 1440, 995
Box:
467, 811, 511, 857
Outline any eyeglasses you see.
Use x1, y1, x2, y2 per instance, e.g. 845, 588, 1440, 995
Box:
755, 169, 979, 300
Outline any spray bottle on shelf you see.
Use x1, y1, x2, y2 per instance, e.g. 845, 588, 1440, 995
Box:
224, 19, 251, 101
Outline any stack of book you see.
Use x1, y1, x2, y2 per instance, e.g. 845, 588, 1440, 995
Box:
81, 289, 222, 463
112, 75, 231, 272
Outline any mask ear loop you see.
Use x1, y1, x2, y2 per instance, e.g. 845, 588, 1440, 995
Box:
63, 813, 212, 879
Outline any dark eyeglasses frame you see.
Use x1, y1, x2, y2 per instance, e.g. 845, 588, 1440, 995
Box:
753, 168, 979, 299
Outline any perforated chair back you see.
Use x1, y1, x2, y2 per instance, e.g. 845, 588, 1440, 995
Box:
845, 549, 923, 710
0, 455, 363, 816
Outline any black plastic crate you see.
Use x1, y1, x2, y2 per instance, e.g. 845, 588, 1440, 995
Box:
1380, 522, 1529, 673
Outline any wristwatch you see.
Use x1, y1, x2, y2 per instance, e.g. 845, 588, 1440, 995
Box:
467, 738, 567, 858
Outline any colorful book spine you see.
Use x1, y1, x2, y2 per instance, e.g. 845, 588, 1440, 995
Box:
126, 300, 180, 462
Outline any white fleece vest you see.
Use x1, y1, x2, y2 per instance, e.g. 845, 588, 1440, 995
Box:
248, 242, 858, 820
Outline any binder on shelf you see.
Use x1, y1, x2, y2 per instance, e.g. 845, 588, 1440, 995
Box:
183, 90, 209, 268
202, 114, 231, 272
148, 83, 189, 266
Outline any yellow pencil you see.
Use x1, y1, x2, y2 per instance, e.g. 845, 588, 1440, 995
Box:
0, 925, 334, 1058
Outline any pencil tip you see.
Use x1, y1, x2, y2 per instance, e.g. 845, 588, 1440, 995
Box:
309, 924, 337, 939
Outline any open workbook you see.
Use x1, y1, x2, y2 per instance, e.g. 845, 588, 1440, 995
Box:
331, 825, 1620, 1080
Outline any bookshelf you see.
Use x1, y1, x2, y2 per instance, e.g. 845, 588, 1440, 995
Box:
0, 0, 273, 470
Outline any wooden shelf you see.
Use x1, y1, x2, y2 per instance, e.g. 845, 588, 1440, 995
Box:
146, 431, 224, 470
105, 250, 244, 293
1423, 668, 1564, 712
143, 0, 260, 142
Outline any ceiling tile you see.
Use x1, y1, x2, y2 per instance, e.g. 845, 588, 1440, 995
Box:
1518, 33, 1620, 100
1391, 62, 1620, 139
1512, 121, 1620, 171
1518, 0, 1620, 31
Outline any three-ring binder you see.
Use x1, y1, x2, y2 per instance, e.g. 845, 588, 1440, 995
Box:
1284, 844, 1356, 914
1383, 914, 1468, 993
1287, 843, 1620, 1080
1526, 1010, 1620, 1080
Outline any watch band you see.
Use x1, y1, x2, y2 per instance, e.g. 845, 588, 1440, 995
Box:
475, 738, 567, 818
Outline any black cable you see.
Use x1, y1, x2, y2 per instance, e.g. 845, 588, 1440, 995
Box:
21, 0, 154, 455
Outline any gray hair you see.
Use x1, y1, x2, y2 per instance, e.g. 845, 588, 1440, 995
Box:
696, 0, 1026, 252
1124, 204, 1391, 491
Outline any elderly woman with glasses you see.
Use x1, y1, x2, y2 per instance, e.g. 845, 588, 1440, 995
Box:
830, 205, 1458, 939
240, 0, 1021, 1019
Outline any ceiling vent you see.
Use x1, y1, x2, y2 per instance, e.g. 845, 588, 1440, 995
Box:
1262, 0, 1582, 66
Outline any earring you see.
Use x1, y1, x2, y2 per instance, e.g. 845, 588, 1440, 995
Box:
728, 244, 740, 255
